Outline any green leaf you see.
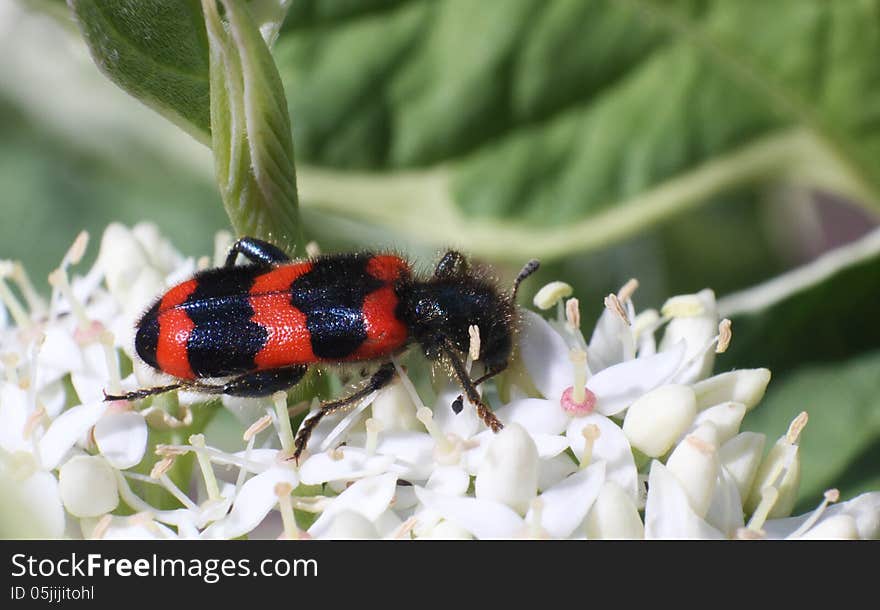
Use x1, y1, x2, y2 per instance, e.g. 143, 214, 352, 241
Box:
270, 0, 880, 261
719, 228, 880, 378
69, 0, 212, 143
743, 350, 880, 508
202, 0, 303, 252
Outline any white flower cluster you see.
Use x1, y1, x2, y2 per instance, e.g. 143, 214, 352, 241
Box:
0, 224, 878, 540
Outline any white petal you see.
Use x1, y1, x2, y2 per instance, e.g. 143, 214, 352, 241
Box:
685, 401, 746, 445
567, 414, 638, 500
585, 481, 645, 539
94, 411, 147, 469
538, 453, 579, 491
665, 424, 720, 518
415, 486, 524, 539
201, 466, 298, 539
644, 461, 725, 539
705, 466, 745, 537
764, 492, 880, 540
622, 384, 696, 458
92, 516, 177, 540
432, 383, 481, 439
0, 382, 31, 453
693, 369, 771, 411
298, 447, 395, 486
419, 519, 473, 540
308, 473, 397, 538
374, 432, 435, 480
370, 379, 421, 432
532, 434, 571, 459
39, 402, 108, 470
587, 307, 631, 372
518, 309, 572, 401
321, 511, 380, 539
426, 466, 470, 496
493, 398, 570, 435
475, 423, 538, 515
588, 341, 686, 416
59, 455, 119, 517
660, 289, 718, 384
718, 432, 766, 502
2, 469, 65, 538
527, 461, 605, 539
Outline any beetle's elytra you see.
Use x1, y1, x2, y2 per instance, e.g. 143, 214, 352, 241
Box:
107, 237, 540, 461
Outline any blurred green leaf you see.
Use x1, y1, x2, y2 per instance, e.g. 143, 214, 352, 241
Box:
203, 0, 303, 253
69, 0, 212, 143
274, 0, 880, 261
719, 228, 880, 378
743, 350, 880, 509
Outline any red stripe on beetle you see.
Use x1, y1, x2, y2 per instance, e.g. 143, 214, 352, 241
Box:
250, 294, 316, 369
250, 262, 313, 295
156, 279, 198, 379
350, 285, 408, 360
366, 255, 409, 283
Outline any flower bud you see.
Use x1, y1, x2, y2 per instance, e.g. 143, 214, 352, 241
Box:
687, 401, 746, 445
59, 455, 119, 517
659, 289, 717, 383
692, 369, 771, 411
665, 424, 719, 518
422, 519, 473, 540
370, 379, 421, 432
475, 423, 538, 515
623, 384, 697, 457
719, 432, 766, 502
584, 482, 644, 539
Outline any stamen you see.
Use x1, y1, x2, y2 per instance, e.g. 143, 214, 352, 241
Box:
468, 325, 481, 362
305, 241, 321, 258
569, 349, 587, 403
48, 267, 90, 332
189, 434, 221, 501
243, 414, 273, 441
150, 456, 176, 479
787, 488, 841, 539
391, 356, 428, 411
235, 434, 256, 493
526, 498, 548, 539
10, 262, 47, 316
365, 418, 384, 457
617, 278, 639, 302
716, 319, 732, 354
159, 473, 198, 510
746, 486, 779, 532
0, 265, 32, 330
275, 482, 302, 540
735, 527, 765, 540
565, 298, 580, 331
64, 231, 89, 266
273, 391, 295, 453
786, 411, 809, 445
532, 281, 573, 310
579, 424, 601, 468
604, 293, 630, 325
99, 330, 122, 396
155, 444, 187, 457
90, 514, 113, 540
392, 516, 418, 540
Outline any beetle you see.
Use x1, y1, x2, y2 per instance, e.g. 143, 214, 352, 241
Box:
105, 237, 539, 461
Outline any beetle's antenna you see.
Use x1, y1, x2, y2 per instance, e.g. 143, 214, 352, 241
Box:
510, 259, 540, 301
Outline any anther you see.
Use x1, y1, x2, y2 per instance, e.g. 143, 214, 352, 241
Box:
579, 424, 601, 468
468, 325, 481, 362
617, 278, 639, 302
604, 293, 630, 325
565, 298, 580, 331
273, 391, 295, 453
716, 319, 732, 354
533, 281, 573, 310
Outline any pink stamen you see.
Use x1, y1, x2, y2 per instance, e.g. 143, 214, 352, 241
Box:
561, 386, 597, 416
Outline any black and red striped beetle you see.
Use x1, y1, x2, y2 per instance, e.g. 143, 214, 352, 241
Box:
106, 237, 540, 461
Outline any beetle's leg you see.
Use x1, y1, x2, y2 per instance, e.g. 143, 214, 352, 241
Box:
450, 361, 508, 412
433, 250, 469, 279
225, 237, 290, 268
510, 259, 540, 300
292, 362, 396, 463
104, 384, 182, 402
103, 366, 308, 402
219, 366, 308, 397
442, 345, 503, 433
